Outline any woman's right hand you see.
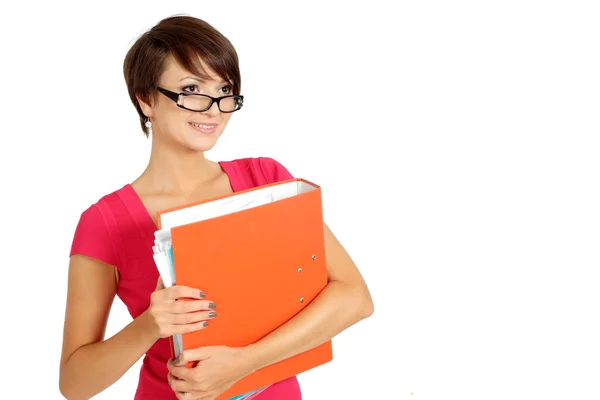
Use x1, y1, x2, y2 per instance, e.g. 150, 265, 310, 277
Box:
146, 277, 217, 339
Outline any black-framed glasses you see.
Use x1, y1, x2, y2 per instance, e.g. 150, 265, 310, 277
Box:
157, 87, 244, 113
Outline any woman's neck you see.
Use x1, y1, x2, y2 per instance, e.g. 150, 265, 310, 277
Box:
133, 139, 219, 197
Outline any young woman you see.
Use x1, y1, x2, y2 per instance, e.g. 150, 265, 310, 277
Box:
59, 15, 374, 400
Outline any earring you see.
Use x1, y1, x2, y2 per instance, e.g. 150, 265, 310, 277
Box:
145, 118, 152, 129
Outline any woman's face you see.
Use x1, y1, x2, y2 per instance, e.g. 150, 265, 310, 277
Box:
141, 55, 235, 152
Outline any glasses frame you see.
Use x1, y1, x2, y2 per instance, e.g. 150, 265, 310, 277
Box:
156, 87, 244, 113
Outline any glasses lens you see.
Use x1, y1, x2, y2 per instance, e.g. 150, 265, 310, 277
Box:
218, 96, 243, 112
183, 95, 212, 111
182, 95, 243, 112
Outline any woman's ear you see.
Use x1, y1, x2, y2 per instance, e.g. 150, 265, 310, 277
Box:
136, 93, 154, 119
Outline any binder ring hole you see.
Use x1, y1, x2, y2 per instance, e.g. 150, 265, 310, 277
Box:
312, 254, 316, 260
300, 297, 304, 303
298, 268, 303, 273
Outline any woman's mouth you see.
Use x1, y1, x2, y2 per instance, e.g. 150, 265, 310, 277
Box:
189, 122, 218, 135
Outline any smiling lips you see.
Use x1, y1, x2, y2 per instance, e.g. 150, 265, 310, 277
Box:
189, 122, 218, 134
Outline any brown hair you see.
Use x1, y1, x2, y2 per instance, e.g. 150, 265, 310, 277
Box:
123, 15, 241, 136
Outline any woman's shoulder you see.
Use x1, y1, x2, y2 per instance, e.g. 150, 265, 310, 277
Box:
75, 184, 131, 222
220, 156, 294, 187
70, 186, 132, 265
69, 184, 134, 265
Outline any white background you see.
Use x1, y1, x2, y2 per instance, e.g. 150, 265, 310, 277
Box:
1, 1, 599, 399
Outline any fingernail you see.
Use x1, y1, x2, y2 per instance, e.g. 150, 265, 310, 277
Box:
203, 321, 209, 327
209, 311, 217, 318
199, 291, 206, 298
209, 302, 216, 309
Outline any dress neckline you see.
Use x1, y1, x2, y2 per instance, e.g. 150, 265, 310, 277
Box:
118, 160, 237, 232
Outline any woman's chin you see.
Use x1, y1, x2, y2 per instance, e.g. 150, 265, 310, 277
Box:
182, 133, 220, 153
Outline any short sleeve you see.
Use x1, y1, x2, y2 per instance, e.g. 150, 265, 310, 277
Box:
258, 157, 295, 183
69, 204, 118, 266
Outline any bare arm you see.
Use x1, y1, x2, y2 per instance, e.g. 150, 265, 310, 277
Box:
58, 255, 158, 400
59, 254, 214, 400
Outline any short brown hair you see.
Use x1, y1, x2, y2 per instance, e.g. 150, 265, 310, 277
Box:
123, 15, 242, 136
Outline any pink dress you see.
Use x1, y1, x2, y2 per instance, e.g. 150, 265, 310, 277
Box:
69, 157, 302, 399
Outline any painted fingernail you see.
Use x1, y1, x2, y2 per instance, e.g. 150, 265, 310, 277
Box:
209, 311, 217, 318
209, 302, 216, 309
199, 291, 206, 298
203, 321, 209, 327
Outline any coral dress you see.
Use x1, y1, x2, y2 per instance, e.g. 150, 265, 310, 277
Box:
69, 157, 302, 399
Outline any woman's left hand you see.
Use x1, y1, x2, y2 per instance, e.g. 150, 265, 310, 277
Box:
167, 345, 255, 400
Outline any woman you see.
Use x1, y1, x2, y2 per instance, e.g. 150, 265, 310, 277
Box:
59, 15, 374, 400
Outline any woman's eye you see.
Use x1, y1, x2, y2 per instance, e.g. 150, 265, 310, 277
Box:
183, 85, 198, 93
183, 84, 231, 94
